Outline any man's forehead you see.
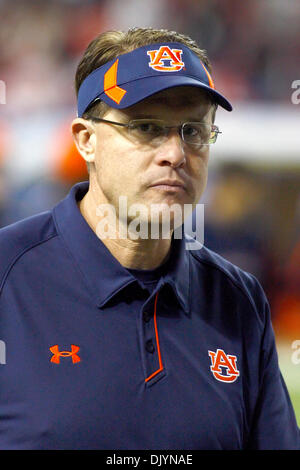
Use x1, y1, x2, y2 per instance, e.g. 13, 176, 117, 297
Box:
119, 86, 213, 118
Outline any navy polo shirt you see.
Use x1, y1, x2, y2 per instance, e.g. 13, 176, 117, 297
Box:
0, 181, 299, 450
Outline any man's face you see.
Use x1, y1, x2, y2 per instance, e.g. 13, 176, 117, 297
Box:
90, 86, 214, 228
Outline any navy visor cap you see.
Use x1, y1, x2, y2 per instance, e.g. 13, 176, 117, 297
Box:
77, 42, 233, 117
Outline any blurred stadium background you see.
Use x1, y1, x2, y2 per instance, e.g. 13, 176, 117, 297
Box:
0, 0, 299, 424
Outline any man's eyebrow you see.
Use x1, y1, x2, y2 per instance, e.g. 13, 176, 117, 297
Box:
128, 114, 160, 120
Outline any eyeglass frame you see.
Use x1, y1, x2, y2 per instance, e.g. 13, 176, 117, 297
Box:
86, 116, 222, 147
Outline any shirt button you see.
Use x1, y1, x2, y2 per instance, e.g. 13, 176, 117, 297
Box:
143, 310, 152, 323
145, 339, 155, 354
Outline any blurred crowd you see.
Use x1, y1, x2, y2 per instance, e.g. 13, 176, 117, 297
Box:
0, 0, 300, 338
1, 0, 300, 110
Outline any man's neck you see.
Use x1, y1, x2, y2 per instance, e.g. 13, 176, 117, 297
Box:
78, 189, 172, 270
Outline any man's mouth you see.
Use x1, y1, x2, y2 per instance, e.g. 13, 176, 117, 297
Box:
149, 179, 187, 192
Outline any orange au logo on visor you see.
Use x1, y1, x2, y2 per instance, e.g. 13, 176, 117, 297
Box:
147, 46, 185, 72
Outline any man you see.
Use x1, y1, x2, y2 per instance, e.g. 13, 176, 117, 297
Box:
0, 27, 299, 450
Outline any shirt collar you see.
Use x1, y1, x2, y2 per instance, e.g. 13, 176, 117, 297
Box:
53, 181, 190, 315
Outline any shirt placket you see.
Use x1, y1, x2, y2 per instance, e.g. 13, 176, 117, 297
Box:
139, 290, 166, 386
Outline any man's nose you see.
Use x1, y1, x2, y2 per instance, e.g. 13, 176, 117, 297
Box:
155, 131, 186, 168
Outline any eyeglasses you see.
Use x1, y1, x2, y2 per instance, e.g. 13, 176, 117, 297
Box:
87, 116, 221, 149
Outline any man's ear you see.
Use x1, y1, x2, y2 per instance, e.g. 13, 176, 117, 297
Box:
71, 118, 96, 164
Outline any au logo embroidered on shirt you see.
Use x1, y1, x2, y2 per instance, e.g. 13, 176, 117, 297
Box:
208, 348, 240, 383
147, 46, 185, 72
49, 345, 81, 364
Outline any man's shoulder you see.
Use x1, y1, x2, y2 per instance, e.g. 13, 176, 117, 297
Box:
189, 238, 256, 286
0, 211, 57, 290
186, 235, 267, 320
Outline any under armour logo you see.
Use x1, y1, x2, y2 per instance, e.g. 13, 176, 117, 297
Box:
49, 345, 81, 364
